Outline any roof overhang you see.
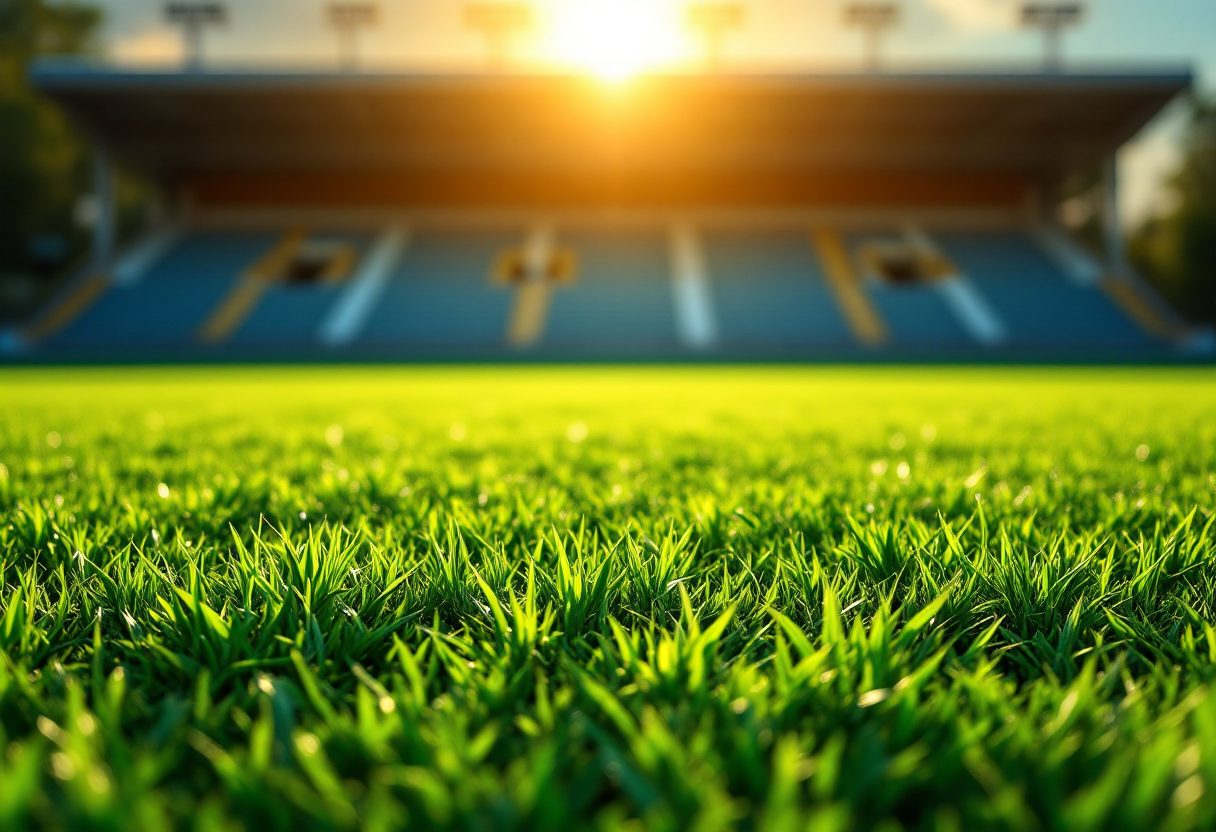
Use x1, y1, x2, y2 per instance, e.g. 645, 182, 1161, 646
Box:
32, 62, 1190, 191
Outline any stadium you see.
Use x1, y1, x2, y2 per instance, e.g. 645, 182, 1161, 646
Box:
11, 57, 1208, 360
2, 1, 1216, 830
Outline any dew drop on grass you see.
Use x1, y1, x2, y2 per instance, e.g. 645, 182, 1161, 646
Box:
1173, 775, 1204, 809
88, 769, 111, 794
1176, 744, 1200, 778
1136, 444, 1150, 461
46, 431, 61, 449
858, 689, 891, 707
325, 425, 344, 447
964, 466, 988, 488
567, 421, 588, 443
896, 462, 911, 479
157, 483, 170, 499
50, 752, 75, 781
77, 714, 97, 736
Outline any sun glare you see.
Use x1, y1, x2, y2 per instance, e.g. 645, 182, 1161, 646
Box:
550, 0, 679, 81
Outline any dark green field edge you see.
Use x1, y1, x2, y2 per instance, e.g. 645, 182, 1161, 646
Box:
4, 346, 1213, 366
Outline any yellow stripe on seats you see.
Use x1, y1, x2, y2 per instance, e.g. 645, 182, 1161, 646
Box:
24, 274, 111, 342
320, 246, 357, 284
197, 282, 269, 344
247, 229, 308, 281
1100, 278, 1178, 338
811, 229, 888, 346
507, 282, 551, 347
197, 229, 307, 344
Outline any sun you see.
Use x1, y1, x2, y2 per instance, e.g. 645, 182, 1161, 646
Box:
549, 0, 679, 81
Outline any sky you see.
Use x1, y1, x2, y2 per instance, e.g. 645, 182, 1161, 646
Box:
90, 0, 1216, 225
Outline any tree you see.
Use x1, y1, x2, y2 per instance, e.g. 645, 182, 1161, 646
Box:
0, 0, 101, 315
1130, 99, 1216, 324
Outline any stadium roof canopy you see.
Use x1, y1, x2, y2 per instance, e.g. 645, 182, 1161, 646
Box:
32, 62, 1190, 207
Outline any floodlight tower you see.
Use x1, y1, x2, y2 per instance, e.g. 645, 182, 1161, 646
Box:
686, 2, 745, 72
327, 3, 380, 71
843, 3, 900, 73
164, 2, 227, 70
1021, 3, 1084, 72
463, 2, 533, 70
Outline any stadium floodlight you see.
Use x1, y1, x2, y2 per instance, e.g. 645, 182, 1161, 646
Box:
463, 2, 533, 70
843, 2, 900, 73
164, 2, 227, 70
327, 3, 380, 71
1021, 3, 1083, 72
686, 2, 745, 72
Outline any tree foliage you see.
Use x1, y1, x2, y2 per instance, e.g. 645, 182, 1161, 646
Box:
1131, 99, 1216, 324
0, 0, 101, 279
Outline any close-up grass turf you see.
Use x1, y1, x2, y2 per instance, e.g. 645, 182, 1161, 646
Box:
1, 366, 1216, 831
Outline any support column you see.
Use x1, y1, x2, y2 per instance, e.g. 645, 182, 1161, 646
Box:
1102, 153, 1126, 278
92, 149, 117, 268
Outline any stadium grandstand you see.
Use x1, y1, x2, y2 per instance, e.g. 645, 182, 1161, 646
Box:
8, 56, 1208, 360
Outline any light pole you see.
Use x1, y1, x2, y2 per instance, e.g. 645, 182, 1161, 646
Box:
463, 2, 533, 70
843, 3, 900, 73
686, 2, 745, 72
164, 2, 227, 70
1021, 3, 1084, 73
327, 3, 380, 71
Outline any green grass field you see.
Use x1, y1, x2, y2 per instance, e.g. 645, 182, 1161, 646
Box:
2, 367, 1216, 831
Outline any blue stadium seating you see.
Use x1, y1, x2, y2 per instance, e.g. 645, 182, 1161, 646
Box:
27, 223, 1183, 359
934, 231, 1153, 348
357, 229, 516, 351
50, 232, 276, 349
845, 233, 973, 348
703, 228, 853, 350
228, 234, 371, 348
543, 227, 676, 353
